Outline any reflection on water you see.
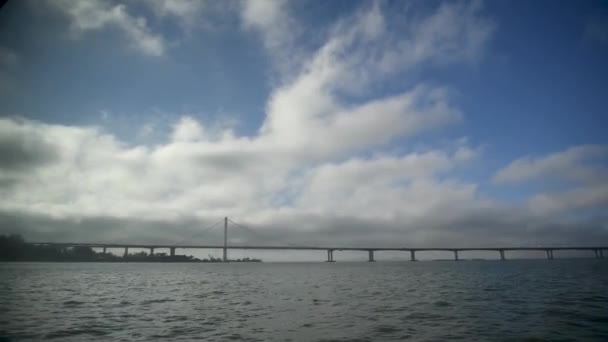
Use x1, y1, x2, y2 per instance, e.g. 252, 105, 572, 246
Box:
1, 260, 608, 341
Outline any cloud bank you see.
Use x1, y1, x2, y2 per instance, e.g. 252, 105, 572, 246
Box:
1, 1, 607, 248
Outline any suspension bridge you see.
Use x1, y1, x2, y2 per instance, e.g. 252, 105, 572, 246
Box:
30, 217, 607, 262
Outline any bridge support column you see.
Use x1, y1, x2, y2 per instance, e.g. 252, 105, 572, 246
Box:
170, 247, 175, 257
410, 250, 416, 261
594, 249, 600, 259
223, 217, 228, 262
499, 250, 505, 261
368, 250, 375, 262
546, 249, 554, 260
149, 247, 154, 256
326, 250, 334, 262
454, 250, 459, 261
601, 249, 604, 259
123, 247, 129, 258
102, 247, 107, 254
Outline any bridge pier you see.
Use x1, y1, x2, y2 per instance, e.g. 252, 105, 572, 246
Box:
326, 249, 335, 262
123, 247, 129, 258
368, 250, 375, 262
170, 247, 176, 257
149, 247, 155, 256
594, 249, 604, 259
499, 250, 506, 261
223, 217, 228, 262
410, 250, 416, 261
102, 247, 107, 254
546, 249, 554, 260
454, 250, 459, 261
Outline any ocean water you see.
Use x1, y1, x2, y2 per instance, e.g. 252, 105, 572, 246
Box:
1, 260, 607, 341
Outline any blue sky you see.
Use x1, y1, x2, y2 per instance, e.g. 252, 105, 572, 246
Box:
0, 0, 607, 249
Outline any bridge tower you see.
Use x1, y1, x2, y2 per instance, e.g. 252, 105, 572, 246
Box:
223, 216, 228, 262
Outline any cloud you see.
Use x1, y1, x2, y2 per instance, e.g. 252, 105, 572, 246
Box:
528, 184, 608, 216
240, 0, 289, 36
241, 0, 494, 81
494, 145, 608, 217
2, 1, 606, 247
289, 149, 479, 220
261, 86, 461, 161
493, 145, 608, 185
145, 0, 206, 20
0, 113, 479, 243
2, 115, 606, 247
239, 0, 304, 77
0, 118, 60, 173
392, 0, 495, 66
47, 0, 165, 56
4, 205, 607, 248
171, 116, 206, 142
252, 1, 492, 159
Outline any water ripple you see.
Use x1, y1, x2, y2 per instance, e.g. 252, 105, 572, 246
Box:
0, 260, 607, 341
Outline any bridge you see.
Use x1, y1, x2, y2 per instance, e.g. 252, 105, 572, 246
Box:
30, 217, 607, 262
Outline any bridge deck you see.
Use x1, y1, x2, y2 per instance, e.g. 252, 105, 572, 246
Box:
28, 242, 608, 252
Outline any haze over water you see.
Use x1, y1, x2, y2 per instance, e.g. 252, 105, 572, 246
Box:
2, 260, 607, 341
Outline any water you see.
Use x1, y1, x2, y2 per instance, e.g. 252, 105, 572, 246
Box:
1, 260, 607, 341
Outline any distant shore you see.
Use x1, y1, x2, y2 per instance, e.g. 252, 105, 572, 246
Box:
0, 257, 263, 263
0, 234, 261, 263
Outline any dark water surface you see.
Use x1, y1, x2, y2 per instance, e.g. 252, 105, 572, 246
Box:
1, 260, 607, 341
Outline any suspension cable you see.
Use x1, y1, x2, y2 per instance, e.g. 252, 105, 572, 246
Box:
227, 218, 301, 247
171, 219, 224, 246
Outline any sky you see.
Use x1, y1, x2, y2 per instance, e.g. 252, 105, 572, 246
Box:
0, 0, 608, 258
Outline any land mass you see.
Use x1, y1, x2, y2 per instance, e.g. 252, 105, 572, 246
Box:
0, 234, 261, 262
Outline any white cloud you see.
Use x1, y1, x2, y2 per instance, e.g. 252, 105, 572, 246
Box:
47, 0, 165, 56
0, 116, 482, 238
494, 145, 608, 217
5, 1, 604, 247
529, 184, 608, 215
251, 1, 492, 160
239, 0, 304, 78
291, 149, 478, 219
3, 116, 606, 246
261, 85, 461, 161
388, 0, 494, 67
240, 0, 286, 34
148, 0, 206, 19
171, 116, 206, 142
241, 1, 493, 82
0, 1, 500, 243
493, 145, 608, 185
